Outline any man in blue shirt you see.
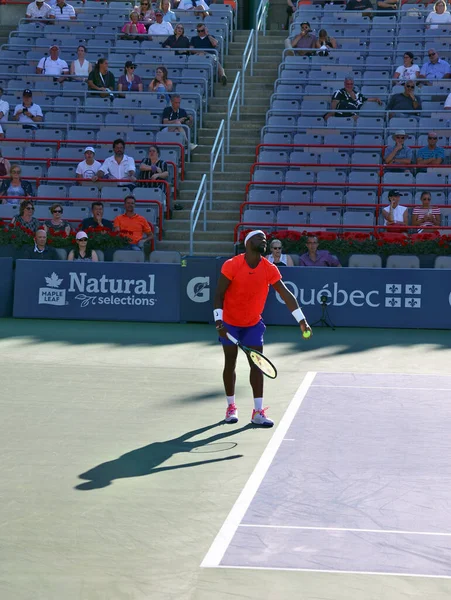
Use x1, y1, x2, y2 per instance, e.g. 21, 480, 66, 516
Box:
417, 131, 445, 170
419, 48, 451, 83
190, 23, 227, 85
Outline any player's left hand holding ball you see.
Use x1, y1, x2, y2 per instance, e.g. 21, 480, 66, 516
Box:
300, 320, 312, 340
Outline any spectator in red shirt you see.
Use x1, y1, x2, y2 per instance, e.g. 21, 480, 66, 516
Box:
113, 194, 153, 250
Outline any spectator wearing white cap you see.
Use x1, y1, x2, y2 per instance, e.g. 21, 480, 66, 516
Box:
50, 0, 76, 20
76, 147, 102, 180
26, 0, 54, 19
36, 45, 69, 83
0, 87, 9, 123
68, 231, 99, 262
13, 89, 43, 129
148, 10, 174, 38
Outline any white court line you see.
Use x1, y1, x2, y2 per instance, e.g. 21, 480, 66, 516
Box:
213, 564, 451, 580
283, 438, 296, 442
239, 524, 451, 537
200, 371, 317, 568
312, 385, 451, 392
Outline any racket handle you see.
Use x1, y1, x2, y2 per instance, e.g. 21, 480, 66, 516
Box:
226, 332, 239, 345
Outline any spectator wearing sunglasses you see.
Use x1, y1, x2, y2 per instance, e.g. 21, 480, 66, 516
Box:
418, 48, 451, 84
190, 24, 227, 85
162, 23, 190, 55
386, 81, 422, 119
384, 130, 413, 170
148, 10, 174, 38
118, 61, 143, 93
267, 239, 294, 267
68, 231, 99, 262
43, 203, 72, 235
133, 0, 155, 26
11, 200, 41, 232
393, 52, 420, 85
417, 132, 445, 170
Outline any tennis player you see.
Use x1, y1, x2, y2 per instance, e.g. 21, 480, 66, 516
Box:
214, 230, 312, 427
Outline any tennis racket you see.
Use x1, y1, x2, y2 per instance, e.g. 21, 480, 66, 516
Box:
226, 332, 277, 379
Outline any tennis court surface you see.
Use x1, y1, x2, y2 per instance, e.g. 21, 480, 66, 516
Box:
1, 320, 451, 600
203, 372, 451, 579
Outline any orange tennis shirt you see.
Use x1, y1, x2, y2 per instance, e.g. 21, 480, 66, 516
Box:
221, 254, 282, 327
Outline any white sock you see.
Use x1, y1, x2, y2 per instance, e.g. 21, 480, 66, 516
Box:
254, 397, 263, 411
226, 395, 235, 406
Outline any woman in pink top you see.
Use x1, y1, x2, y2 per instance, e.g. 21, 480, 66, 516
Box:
122, 11, 147, 36
412, 191, 441, 231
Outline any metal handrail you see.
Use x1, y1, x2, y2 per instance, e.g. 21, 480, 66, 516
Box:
209, 119, 225, 209
241, 29, 254, 106
189, 174, 207, 255
226, 72, 241, 154
254, 0, 269, 61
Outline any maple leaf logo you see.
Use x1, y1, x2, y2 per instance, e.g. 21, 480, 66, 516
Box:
45, 272, 63, 288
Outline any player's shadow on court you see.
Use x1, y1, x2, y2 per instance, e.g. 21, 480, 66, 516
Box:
75, 421, 252, 491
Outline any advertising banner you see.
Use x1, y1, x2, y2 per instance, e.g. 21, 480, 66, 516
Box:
13, 260, 181, 322
180, 257, 216, 322
0, 257, 14, 317
263, 267, 451, 329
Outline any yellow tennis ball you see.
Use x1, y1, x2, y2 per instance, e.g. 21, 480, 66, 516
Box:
303, 330, 311, 339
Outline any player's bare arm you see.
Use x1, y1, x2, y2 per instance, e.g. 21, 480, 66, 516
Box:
213, 273, 231, 338
272, 280, 312, 338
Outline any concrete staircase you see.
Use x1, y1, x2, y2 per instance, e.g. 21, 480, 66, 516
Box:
158, 30, 287, 256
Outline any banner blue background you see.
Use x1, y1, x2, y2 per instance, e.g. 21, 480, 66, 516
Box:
180, 257, 216, 322
0, 257, 13, 317
13, 260, 181, 322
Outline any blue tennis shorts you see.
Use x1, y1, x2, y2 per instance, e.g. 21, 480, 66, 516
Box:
219, 319, 266, 347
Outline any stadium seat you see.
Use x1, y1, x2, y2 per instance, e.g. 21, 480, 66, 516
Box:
242, 209, 275, 223
434, 256, 451, 269
149, 250, 182, 264
386, 255, 420, 269
113, 250, 145, 262
348, 254, 382, 268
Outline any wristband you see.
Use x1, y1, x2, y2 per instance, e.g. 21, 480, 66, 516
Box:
292, 308, 305, 323
213, 308, 223, 321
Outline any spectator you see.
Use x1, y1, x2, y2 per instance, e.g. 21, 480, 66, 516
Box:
315, 29, 337, 54
412, 191, 441, 231
133, 0, 155, 27
299, 235, 342, 267
384, 130, 413, 168
76, 146, 102, 180
387, 81, 422, 118
43, 203, 72, 235
426, 0, 451, 29
13, 89, 43, 129
286, 0, 296, 30
0, 124, 4, 140
382, 189, 408, 227
162, 23, 190, 54
160, 0, 176, 22
417, 131, 445, 168
190, 23, 227, 85
0, 164, 33, 205
88, 59, 116, 99
11, 200, 41, 232
178, 0, 209, 15
148, 66, 173, 102
162, 94, 195, 150
113, 194, 153, 250
377, 0, 398, 16
0, 87, 9, 123
81, 201, 114, 231
285, 21, 316, 55
0, 149, 11, 177
122, 11, 147, 36
23, 229, 60, 260
26, 0, 53, 20
393, 52, 420, 84
94, 138, 137, 185
138, 145, 169, 192
324, 77, 382, 121
419, 49, 451, 83
36, 45, 69, 82
70, 45, 92, 80
148, 10, 174, 39
118, 61, 143, 93
50, 0, 76, 20
267, 239, 294, 266
345, 0, 373, 12
68, 231, 99, 261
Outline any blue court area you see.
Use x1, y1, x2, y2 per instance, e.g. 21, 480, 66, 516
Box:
203, 372, 451, 578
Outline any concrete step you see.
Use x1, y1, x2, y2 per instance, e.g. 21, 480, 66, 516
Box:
163, 229, 233, 242
156, 239, 235, 255
165, 218, 237, 231
170, 208, 241, 221
180, 178, 248, 189
186, 163, 252, 175
178, 191, 244, 202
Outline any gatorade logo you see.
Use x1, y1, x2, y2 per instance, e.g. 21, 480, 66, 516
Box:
187, 276, 210, 303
